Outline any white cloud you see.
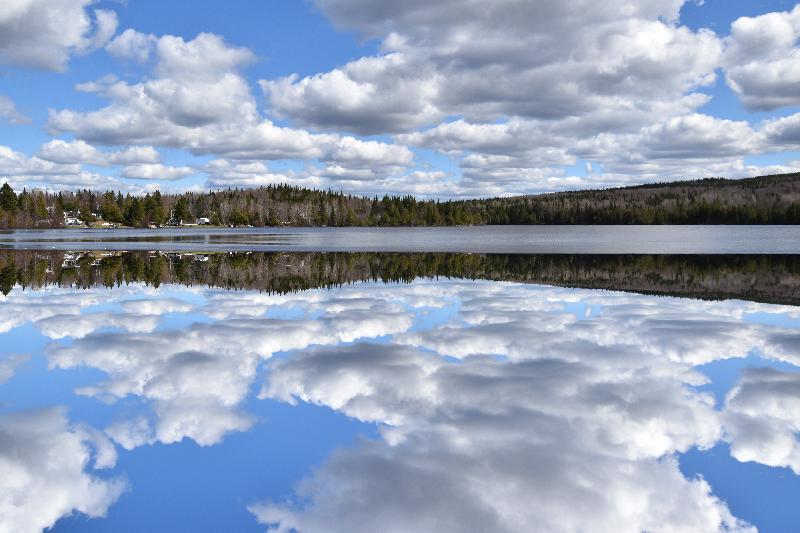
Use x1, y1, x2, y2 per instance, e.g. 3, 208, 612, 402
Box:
6, 1, 800, 197
48, 33, 261, 142
0, 1, 118, 71
48, 32, 414, 189
0, 94, 30, 125
203, 159, 302, 189
570, 113, 762, 179
0, 408, 126, 533
106, 28, 158, 63
121, 163, 195, 181
255, 0, 800, 195
38, 139, 162, 167
0, 143, 151, 191
761, 112, 800, 149
724, 6, 800, 111
262, 53, 443, 135
268, 0, 720, 134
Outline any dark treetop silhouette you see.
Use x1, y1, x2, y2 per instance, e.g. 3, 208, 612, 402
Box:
2, 250, 799, 305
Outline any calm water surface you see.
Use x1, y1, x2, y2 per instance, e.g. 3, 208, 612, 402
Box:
1, 251, 799, 532
1, 225, 799, 253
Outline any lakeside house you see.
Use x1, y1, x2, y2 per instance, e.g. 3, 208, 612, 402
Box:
63, 211, 81, 226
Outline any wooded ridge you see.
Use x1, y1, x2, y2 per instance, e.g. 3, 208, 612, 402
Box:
2, 172, 799, 228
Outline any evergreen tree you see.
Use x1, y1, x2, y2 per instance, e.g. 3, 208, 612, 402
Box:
0, 183, 17, 213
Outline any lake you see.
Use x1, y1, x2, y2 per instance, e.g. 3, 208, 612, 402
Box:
1, 247, 800, 532
2, 225, 800, 253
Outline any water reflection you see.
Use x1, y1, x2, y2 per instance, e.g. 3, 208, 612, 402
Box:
1, 257, 799, 532
3, 250, 800, 305
0, 408, 126, 533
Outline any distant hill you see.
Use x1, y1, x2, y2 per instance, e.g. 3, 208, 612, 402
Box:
476, 172, 800, 224
1, 172, 800, 228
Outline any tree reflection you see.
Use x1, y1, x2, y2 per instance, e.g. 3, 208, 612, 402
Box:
1, 250, 799, 304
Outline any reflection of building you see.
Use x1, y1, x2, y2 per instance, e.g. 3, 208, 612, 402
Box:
61, 253, 79, 268
196, 217, 211, 225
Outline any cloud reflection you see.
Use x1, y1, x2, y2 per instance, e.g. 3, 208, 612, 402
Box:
251, 282, 800, 532
724, 367, 800, 474
2, 278, 800, 531
0, 408, 126, 533
41, 285, 415, 448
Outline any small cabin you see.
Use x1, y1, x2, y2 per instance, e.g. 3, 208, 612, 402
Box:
63, 211, 81, 226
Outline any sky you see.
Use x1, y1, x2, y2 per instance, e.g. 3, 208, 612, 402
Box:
2, 0, 800, 198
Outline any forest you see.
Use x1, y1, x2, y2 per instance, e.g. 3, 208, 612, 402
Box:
1, 172, 800, 228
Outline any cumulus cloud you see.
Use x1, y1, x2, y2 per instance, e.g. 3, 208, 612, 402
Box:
48, 32, 412, 186
262, 53, 443, 135
269, 0, 720, 132
724, 5, 800, 111
571, 113, 763, 179
0, 1, 117, 71
20, 1, 800, 196
254, 0, 800, 195
121, 163, 195, 181
398, 109, 772, 194
4, 1, 800, 196
0, 408, 126, 533
38, 139, 162, 166
0, 143, 120, 190
0, 94, 30, 125
761, 112, 800, 149
203, 159, 304, 189
106, 28, 158, 63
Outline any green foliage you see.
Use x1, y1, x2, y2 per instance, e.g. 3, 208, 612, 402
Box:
173, 197, 190, 222
3, 172, 800, 229
0, 183, 17, 213
229, 209, 249, 226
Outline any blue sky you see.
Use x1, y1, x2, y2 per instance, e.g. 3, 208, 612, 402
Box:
2, 0, 800, 197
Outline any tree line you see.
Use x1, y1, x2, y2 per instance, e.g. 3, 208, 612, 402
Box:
2, 172, 800, 228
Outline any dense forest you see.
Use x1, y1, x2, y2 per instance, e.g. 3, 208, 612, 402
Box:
2, 250, 799, 305
2, 172, 800, 228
